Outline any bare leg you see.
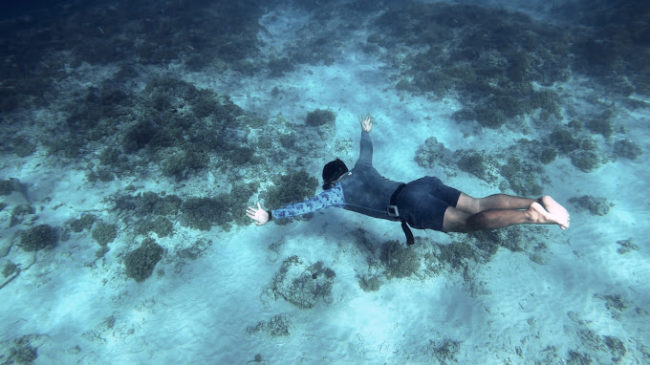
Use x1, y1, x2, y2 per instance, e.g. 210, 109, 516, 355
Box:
456, 193, 534, 214
466, 208, 534, 231
444, 196, 570, 232
477, 194, 534, 211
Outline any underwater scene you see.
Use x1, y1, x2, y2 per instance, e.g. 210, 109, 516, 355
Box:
1, 0, 648, 363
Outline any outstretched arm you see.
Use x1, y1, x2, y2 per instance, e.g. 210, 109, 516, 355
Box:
357, 115, 373, 166
246, 185, 345, 226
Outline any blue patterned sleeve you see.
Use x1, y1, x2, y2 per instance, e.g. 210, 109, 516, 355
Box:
271, 184, 345, 220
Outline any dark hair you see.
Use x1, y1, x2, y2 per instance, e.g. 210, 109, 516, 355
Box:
322, 158, 348, 190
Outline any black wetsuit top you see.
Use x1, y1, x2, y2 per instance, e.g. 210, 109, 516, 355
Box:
338, 131, 404, 221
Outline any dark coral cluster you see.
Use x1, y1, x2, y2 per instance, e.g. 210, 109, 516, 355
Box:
368, 1, 650, 130
569, 195, 612, 216
0, 0, 264, 112
124, 238, 164, 282
566, 0, 650, 95
43, 76, 261, 183
370, 3, 569, 128
113, 184, 258, 233
19, 224, 58, 252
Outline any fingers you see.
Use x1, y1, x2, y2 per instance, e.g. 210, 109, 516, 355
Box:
247, 202, 267, 225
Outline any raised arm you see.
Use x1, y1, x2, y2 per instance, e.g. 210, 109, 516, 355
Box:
357, 115, 373, 166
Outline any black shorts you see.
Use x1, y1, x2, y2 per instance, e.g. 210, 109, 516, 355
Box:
396, 176, 461, 232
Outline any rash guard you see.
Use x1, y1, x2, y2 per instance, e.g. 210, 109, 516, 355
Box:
271, 131, 403, 221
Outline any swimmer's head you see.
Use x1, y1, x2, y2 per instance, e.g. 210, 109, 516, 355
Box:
322, 158, 348, 190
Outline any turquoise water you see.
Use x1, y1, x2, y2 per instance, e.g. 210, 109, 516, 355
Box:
1, 1, 648, 363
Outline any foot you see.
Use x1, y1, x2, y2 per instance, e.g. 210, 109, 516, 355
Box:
528, 196, 570, 230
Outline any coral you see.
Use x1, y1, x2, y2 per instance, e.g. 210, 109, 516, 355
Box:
457, 150, 498, 182
414, 137, 453, 169
570, 150, 601, 172
567, 350, 592, 365
230, 183, 259, 226
372, 3, 570, 126
586, 111, 614, 138
136, 217, 173, 238
613, 139, 642, 160
124, 238, 164, 282
358, 274, 383, 292
267, 57, 295, 77
0, 335, 38, 364
247, 314, 291, 337
437, 241, 477, 269
11, 136, 36, 157
226, 146, 255, 166
10, 205, 35, 227
499, 157, 543, 196
91, 221, 117, 246
471, 225, 532, 255
305, 109, 336, 127
113, 192, 182, 217
569, 195, 612, 216
474, 106, 506, 128
380, 240, 419, 278
539, 147, 557, 164
261, 170, 318, 209
604, 336, 626, 362
616, 238, 638, 254
427, 339, 461, 363
161, 149, 209, 180
0, 180, 15, 196
271, 256, 335, 309
69, 214, 97, 233
2, 262, 18, 278
568, 1, 650, 94
181, 196, 231, 231
176, 239, 211, 260
594, 293, 626, 320
123, 120, 161, 152
19, 224, 58, 251
549, 127, 581, 154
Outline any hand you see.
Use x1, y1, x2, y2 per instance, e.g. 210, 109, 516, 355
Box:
246, 202, 270, 225
360, 115, 372, 132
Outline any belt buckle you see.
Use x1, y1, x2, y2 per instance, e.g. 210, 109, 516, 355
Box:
387, 204, 399, 217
